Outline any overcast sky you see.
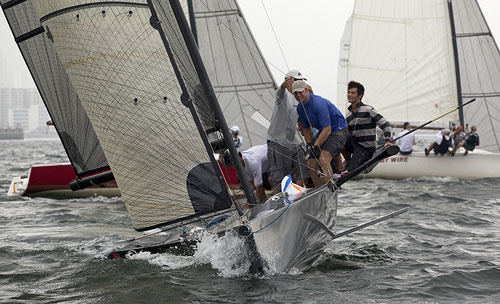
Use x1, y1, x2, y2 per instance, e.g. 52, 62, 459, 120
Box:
1, 1, 499, 103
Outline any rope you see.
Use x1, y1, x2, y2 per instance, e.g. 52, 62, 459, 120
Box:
197, 0, 287, 76
245, 199, 291, 234
297, 101, 335, 182
260, 0, 289, 71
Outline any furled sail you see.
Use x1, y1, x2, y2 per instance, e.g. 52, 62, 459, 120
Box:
451, 0, 500, 152
338, 0, 459, 124
1, 1, 109, 176
18, 0, 233, 230
190, 0, 276, 149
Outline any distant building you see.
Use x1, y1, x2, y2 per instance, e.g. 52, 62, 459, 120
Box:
0, 88, 50, 133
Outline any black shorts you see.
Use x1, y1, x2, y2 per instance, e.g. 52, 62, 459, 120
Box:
321, 128, 349, 158
464, 142, 476, 151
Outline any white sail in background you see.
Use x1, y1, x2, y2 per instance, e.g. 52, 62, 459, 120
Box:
336, 16, 352, 110
339, 0, 500, 153
452, 0, 500, 152
192, 0, 276, 149
19, 1, 233, 230
339, 0, 459, 124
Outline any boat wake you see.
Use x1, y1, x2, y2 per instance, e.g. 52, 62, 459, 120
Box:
194, 231, 253, 277
412, 176, 459, 183
318, 243, 394, 271
69, 196, 123, 203
116, 230, 303, 277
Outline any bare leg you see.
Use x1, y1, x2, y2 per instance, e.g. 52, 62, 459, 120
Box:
341, 147, 350, 171
318, 150, 334, 185
334, 156, 342, 172
452, 142, 464, 153
307, 158, 322, 187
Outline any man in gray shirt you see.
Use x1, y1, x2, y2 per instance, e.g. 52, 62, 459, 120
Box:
267, 70, 310, 194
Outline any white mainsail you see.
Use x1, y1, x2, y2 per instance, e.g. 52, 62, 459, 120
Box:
452, 0, 500, 152
338, 0, 459, 123
22, 0, 233, 230
338, 0, 500, 153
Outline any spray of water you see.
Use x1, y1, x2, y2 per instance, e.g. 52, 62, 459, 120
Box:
193, 230, 252, 277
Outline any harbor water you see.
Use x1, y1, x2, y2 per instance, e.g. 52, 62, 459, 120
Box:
1, 138, 499, 303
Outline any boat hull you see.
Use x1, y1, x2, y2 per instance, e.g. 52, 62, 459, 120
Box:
109, 185, 338, 273
244, 184, 337, 272
7, 163, 120, 199
364, 149, 500, 180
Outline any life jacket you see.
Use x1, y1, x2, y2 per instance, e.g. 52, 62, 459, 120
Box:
435, 135, 452, 153
233, 136, 241, 148
465, 133, 479, 146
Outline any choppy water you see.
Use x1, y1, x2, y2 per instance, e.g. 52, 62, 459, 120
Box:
1, 139, 499, 303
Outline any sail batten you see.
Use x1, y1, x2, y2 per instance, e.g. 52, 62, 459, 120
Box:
452, 0, 500, 152
14, 0, 236, 230
193, 0, 276, 150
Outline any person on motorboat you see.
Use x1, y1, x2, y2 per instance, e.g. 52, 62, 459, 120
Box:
343, 81, 393, 172
397, 122, 415, 155
230, 125, 243, 148
223, 144, 271, 203
450, 125, 466, 156
425, 128, 454, 156
267, 69, 310, 195
452, 125, 479, 156
294, 79, 349, 186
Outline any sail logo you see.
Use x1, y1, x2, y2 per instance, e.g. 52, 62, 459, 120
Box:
379, 156, 408, 163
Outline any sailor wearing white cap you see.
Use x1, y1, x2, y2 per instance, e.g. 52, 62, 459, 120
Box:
230, 125, 243, 148
267, 69, 310, 195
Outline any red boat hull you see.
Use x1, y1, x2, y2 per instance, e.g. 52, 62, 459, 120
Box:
8, 163, 120, 199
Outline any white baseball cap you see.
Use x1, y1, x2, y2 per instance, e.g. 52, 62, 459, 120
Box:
230, 125, 240, 134
285, 69, 307, 80
292, 80, 308, 93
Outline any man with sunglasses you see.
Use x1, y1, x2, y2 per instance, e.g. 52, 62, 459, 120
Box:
267, 70, 310, 195
294, 80, 348, 186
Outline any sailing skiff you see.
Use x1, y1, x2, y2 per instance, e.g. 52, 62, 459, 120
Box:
2, 0, 404, 272
337, 0, 500, 180
7, 163, 120, 199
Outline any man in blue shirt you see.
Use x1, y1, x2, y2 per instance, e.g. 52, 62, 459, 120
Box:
293, 80, 349, 186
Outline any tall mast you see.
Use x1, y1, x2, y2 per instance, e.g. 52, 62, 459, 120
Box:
147, 0, 242, 217
170, 0, 258, 212
447, 0, 465, 127
187, 0, 198, 44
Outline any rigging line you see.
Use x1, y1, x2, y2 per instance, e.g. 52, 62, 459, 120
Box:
197, 0, 275, 119
298, 100, 335, 181
259, 0, 289, 71
214, 0, 261, 90
213, 130, 241, 204
248, 200, 291, 234
231, 2, 273, 87
195, 0, 286, 76
230, 86, 273, 112
266, 137, 328, 178
209, 0, 253, 146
